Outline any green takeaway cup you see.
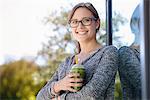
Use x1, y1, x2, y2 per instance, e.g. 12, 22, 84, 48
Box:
70, 64, 85, 91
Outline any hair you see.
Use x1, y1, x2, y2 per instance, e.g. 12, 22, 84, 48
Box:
68, 2, 100, 54
68, 2, 100, 32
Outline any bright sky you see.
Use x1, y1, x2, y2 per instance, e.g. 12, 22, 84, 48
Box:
0, 0, 71, 64
0, 0, 140, 65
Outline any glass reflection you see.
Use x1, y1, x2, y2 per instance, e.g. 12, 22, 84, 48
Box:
130, 4, 140, 50
112, 1, 141, 99
118, 46, 141, 99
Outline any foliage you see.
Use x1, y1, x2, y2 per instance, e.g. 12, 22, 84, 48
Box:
112, 11, 128, 32
40, 7, 127, 58
38, 50, 70, 82
0, 3, 127, 100
115, 72, 123, 100
0, 60, 44, 100
37, 4, 127, 100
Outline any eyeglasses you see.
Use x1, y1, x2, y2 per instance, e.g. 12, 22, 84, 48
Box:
77, 2, 93, 8
69, 17, 97, 28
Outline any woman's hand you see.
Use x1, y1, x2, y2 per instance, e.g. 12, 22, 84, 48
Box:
52, 96, 60, 100
54, 73, 83, 93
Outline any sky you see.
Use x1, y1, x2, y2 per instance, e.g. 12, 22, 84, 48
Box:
0, 0, 140, 65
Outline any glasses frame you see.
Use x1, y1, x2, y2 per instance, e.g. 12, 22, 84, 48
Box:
69, 17, 97, 28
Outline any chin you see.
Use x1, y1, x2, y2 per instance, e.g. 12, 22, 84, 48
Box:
77, 38, 89, 43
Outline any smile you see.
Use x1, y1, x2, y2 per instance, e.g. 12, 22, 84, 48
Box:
77, 31, 88, 35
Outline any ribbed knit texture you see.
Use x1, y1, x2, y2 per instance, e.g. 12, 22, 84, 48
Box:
118, 46, 141, 100
36, 45, 118, 100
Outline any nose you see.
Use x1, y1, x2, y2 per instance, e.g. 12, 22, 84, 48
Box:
77, 21, 84, 28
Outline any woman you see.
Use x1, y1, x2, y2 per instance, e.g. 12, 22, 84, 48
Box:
36, 2, 118, 100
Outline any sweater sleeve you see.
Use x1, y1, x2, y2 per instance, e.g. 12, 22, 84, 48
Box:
118, 46, 141, 88
118, 46, 141, 99
62, 46, 118, 100
36, 61, 66, 100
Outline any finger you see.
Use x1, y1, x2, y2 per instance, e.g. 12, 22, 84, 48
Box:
73, 83, 83, 87
69, 78, 83, 83
76, 78, 83, 82
68, 73, 80, 78
67, 87, 78, 92
69, 82, 83, 87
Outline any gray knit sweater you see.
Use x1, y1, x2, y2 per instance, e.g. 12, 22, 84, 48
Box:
36, 45, 118, 100
118, 46, 141, 100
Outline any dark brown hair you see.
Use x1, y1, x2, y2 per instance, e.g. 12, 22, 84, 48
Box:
68, 2, 100, 32
68, 2, 100, 54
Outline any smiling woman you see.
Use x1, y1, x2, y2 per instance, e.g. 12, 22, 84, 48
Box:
36, 2, 118, 100
0, 0, 107, 66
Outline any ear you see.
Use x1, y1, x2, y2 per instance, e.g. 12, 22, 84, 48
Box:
96, 19, 100, 29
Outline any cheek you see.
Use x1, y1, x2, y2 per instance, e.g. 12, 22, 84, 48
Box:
89, 25, 97, 33
71, 28, 77, 39
71, 28, 76, 33
71, 28, 76, 35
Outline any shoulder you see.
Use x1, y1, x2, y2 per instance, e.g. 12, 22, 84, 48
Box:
104, 45, 117, 50
56, 55, 73, 74
119, 46, 139, 53
59, 55, 73, 66
118, 46, 131, 53
100, 45, 118, 55
118, 46, 140, 61
93, 45, 118, 61
118, 46, 139, 56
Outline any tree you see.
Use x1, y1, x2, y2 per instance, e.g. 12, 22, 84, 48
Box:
38, 5, 127, 65
37, 4, 127, 99
0, 60, 44, 100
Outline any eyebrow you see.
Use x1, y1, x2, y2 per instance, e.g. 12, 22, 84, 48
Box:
71, 16, 95, 20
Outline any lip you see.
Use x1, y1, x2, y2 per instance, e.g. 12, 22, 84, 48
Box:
76, 31, 88, 35
77, 32, 86, 35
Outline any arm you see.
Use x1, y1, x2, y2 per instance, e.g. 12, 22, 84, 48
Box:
118, 46, 141, 89
36, 56, 84, 100
36, 62, 65, 100
118, 46, 141, 99
62, 46, 118, 100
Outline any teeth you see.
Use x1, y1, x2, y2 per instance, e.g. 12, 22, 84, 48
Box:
78, 31, 87, 35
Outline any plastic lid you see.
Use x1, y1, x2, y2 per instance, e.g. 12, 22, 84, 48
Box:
72, 64, 84, 69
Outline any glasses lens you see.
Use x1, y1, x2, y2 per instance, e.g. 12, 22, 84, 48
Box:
70, 17, 96, 28
70, 19, 78, 27
82, 17, 92, 26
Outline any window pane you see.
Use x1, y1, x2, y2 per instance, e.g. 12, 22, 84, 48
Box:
112, 0, 142, 100
112, 0, 140, 48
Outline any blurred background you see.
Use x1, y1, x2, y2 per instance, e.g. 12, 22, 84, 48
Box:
0, 0, 139, 99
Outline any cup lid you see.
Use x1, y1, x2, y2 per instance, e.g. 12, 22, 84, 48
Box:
72, 64, 84, 68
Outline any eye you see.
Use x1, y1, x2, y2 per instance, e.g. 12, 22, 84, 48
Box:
71, 20, 78, 24
83, 18, 91, 23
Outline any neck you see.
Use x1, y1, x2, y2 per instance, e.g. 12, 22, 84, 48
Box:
76, 41, 101, 64
79, 41, 101, 55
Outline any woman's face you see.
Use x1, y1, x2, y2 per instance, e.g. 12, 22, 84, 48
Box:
71, 7, 99, 43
